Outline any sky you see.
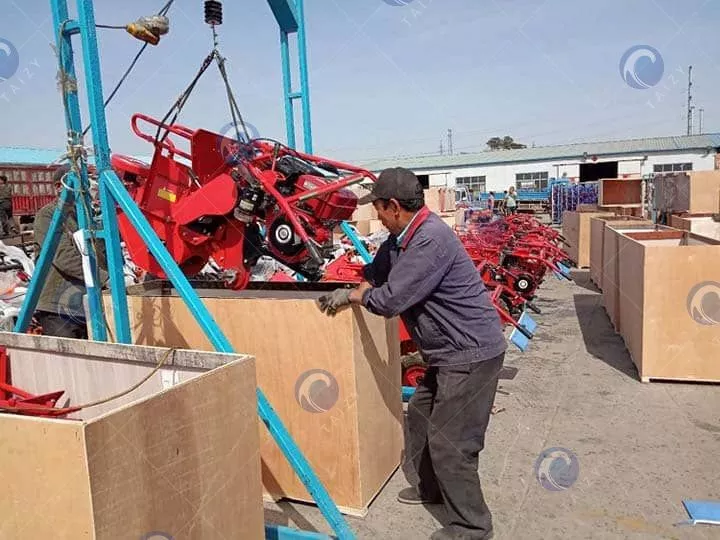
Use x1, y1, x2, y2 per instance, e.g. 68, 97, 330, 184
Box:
0, 0, 719, 164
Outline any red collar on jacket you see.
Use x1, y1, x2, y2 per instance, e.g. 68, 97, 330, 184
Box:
399, 205, 431, 250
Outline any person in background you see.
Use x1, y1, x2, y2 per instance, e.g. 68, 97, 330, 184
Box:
317, 167, 506, 540
33, 165, 107, 339
497, 190, 507, 215
0, 175, 17, 236
505, 186, 518, 215
487, 191, 495, 213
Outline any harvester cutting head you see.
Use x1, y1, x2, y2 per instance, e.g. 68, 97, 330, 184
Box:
112, 114, 374, 288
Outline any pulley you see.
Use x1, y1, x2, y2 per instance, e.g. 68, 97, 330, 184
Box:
205, 0, 223, 25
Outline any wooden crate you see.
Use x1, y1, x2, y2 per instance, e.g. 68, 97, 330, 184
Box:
589, 217, 652, 287
669, 171, 720, 214
561, 211, 614, 268
669, 215, 720, 241
0, 333, 264, 540
105, 288, 402, 515
599, 178, 643, 206
602, 223, 666, 330
425, 187, 454, 213
615, 231, 720, 382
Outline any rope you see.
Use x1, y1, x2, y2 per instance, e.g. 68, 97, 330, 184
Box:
0, 348, 177, 414
72, 347, 176, 409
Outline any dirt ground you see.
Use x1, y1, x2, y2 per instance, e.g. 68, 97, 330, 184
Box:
265, 269, 720, 540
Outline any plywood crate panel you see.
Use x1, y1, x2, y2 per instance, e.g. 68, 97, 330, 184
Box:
616, 232, 720, 382
671, 171, 720, 214
106, 289, 402, 514
589, 217, 652, 288
669, 215, 720, 241
599, 178, 643, 206
601, 223, 664, 329
0, 333, 264, 540
425, 187, 454, 213
561, 211, 614, 268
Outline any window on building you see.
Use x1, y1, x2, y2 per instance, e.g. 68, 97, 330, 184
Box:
456, 176, 486, 194
515, 172, 549, 190
653, 163, 693, 173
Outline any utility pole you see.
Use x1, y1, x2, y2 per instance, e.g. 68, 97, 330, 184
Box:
687, 66, 694, 135
699, 108, 704, 134
447, 128, 453, 156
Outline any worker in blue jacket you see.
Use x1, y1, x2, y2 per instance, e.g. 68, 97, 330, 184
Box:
318, 167, 506, 540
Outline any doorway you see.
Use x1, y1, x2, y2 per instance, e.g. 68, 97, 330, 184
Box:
579, 161, 618, 182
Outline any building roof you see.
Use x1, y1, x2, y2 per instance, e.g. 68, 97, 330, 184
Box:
0, 146, 70, 166
359, 133, 720, 172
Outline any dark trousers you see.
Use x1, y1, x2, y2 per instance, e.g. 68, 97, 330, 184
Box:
406, 353, 504, 539
35, 311, 88, 339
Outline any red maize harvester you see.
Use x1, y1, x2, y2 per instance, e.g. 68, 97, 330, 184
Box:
111, 114, 376, 289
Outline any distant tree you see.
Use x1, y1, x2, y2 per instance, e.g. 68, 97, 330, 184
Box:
486, 137, 502, 150
486, 136, 527, 150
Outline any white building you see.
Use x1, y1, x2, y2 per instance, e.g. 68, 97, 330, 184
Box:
361, 133, 720, 196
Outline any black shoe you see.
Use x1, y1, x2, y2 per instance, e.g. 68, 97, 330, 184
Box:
397, 487, 442, 505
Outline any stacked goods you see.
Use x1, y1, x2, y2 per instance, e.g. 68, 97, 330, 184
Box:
551, 182, 599, 224
424, 187, 454, 214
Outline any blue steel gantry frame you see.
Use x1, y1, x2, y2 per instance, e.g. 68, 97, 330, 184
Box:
269, 0, 313, 153
13, 1, 351, 539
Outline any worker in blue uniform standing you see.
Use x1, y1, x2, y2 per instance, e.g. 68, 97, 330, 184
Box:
318, 167, 506, 540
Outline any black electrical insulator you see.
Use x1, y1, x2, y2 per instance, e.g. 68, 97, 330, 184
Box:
204, 0, 223, 25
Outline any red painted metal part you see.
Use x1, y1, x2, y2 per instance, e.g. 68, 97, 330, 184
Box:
113, 114, 377, 288
0, 348, 78, 417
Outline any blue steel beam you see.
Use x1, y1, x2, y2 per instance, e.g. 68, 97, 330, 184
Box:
13, 188, 71, 333
75, 0, 131, 343
48, 0, 106, 341
100, 168, 356, 539
266, 0, 299, 32
295, 0, 312, 154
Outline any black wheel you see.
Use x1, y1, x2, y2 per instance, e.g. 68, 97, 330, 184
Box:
514, 274, 535, 294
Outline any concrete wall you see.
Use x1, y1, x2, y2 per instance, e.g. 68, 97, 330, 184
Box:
406, 150, 717, 194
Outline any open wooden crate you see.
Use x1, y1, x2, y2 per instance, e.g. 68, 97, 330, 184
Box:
588, 217, 653, 289
561, 210, 614, 268
614, 230, 720, 382
670, 215, 720, 241
105, 285, 403, 516
0, 333, 264, 539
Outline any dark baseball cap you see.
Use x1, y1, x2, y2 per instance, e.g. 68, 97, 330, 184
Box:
358, 167, 424, 205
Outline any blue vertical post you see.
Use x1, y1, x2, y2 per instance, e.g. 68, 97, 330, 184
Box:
49, 0, 106, 341
13, 188, 71, 332
295, 0, 313, 154
75, 0, 131, 343
280, 30, 297, 150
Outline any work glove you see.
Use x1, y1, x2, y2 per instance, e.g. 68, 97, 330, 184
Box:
317, 288, 352, 316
